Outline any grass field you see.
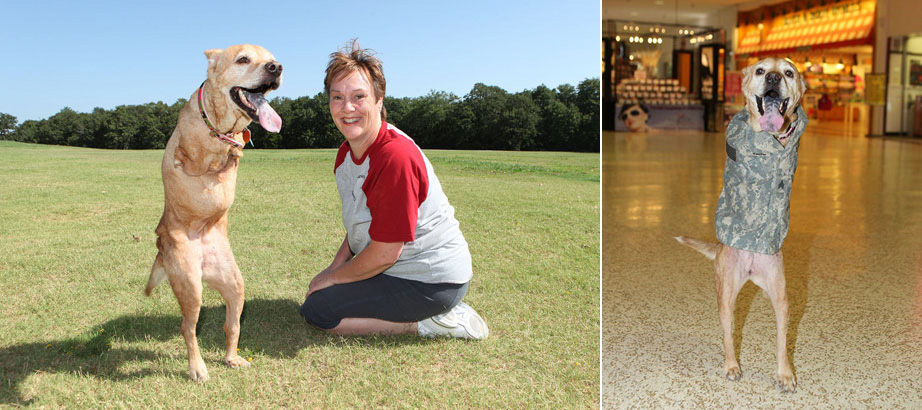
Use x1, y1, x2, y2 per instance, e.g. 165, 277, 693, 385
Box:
0, 140, 599, 408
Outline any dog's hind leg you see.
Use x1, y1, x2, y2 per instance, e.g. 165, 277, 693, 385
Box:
162, 237, 209, 383
751, 251, 796, 393
202, 224, 249, 369
215, 265, 248, 369
715, 247, 747, 381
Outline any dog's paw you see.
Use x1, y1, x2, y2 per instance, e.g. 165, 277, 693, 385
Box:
225, 355, 251, 369
189, 361, 209, 383
778, 373, 796, 393
724, 366, 742, 381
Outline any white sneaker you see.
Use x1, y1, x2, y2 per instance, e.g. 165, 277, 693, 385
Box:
418, 302, 489, 340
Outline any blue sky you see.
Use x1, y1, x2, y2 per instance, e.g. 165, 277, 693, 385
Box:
1, 0, 600, 123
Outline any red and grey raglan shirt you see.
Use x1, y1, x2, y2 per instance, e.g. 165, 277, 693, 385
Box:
334, 122, 473, 284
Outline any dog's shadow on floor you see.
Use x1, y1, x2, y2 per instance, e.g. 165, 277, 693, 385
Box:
732, 232, 812, 377
0, 298, 425, 405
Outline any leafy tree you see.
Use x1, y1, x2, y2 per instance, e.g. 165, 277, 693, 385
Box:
0, 113, 17, 138
11, 120, 39, 143
532, 85, 581, 150
500, 92, 540, 151
390, 91, 457, 148
458, 83, 509, 150
575, 78, 600, 152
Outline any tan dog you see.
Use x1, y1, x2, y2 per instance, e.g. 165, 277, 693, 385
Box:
145, 44, 282, 382
677, 58, 807, 393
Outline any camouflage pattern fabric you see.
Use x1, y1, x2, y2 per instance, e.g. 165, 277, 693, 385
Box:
715, 105, 808, 255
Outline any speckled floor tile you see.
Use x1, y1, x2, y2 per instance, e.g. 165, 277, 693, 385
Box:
602, 124, 922, 409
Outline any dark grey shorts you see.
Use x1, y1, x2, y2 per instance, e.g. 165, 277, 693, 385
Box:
299, 274, 469, 330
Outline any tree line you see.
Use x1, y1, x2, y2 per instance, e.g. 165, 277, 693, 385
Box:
1, 78, 599, 152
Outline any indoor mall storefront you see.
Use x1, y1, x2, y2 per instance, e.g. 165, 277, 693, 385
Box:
604, 0, 922, 137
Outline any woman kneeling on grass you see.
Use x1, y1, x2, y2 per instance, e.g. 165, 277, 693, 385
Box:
299, 40, 488, 339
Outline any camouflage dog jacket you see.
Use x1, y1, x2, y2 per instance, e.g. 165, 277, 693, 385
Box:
715, 105, 808, 255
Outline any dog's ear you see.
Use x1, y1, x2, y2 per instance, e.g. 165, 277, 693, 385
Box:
204, 49, 224, 72
741, 64, 754, 80
741, 65, 754, 97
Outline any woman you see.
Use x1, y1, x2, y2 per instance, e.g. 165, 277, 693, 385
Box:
619, 102, 653, 132
299, 40, 488, 339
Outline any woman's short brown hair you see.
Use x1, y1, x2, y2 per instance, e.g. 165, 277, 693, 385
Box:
324, 39, 387, 121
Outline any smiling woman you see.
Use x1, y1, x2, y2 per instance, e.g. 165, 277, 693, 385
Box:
298, 40, 489, 340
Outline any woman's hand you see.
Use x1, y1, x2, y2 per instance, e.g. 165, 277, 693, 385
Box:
306, 236, 354, 299
307, 269, 336, 298
304, 239, 403, 299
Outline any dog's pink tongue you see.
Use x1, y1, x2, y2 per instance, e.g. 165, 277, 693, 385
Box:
760, 109, 784, 133
256, 100, 282, 133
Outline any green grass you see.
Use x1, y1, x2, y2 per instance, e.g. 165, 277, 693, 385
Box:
0, 140, 599, 408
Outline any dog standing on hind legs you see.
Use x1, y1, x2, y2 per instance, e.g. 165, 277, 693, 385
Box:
676, 57, 807, 393
145, 44, 282, 382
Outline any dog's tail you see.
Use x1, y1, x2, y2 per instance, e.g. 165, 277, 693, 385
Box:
145, 251, 167, 296
674, 236, 719, 260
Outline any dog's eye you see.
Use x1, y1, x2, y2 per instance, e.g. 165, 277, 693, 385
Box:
236, 56, 250, 64
756, 68, 765, 75
785, 70, 794, 78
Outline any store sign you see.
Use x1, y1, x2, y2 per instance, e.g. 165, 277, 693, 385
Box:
725, 72, 742, 97
781, 0, 864, 27
725, 71, 744, 106
865, 73, 885, 106
911, 60, 922, 86
737, 0, 874, 56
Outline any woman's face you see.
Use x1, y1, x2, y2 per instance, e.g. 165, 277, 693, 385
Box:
621, 105, 649, 131
329, 70, 383, 150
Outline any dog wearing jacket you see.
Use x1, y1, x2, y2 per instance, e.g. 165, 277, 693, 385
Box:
676, 58, 807, 393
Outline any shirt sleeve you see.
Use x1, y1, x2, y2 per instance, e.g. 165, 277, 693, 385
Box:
363, 141, 429, 243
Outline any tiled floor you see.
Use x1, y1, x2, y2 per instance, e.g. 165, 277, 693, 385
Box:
601, 121, 922, 408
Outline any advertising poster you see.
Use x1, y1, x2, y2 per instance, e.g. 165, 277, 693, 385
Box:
615, 104, 705, 132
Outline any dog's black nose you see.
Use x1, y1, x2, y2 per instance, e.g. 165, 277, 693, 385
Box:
766, 72, 782, 85
265, 61, 283, 75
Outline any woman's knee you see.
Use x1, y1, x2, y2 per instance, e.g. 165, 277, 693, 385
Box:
299, 295, 341, 331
